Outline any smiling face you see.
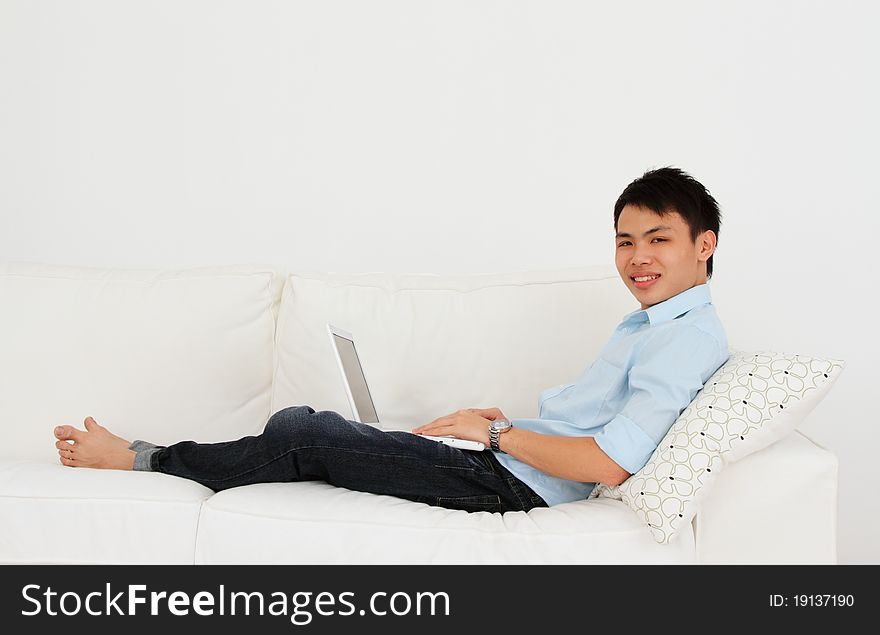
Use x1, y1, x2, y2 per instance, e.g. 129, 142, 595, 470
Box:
615, 204, 717, 309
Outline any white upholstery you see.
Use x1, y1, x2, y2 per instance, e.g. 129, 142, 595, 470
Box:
194, 482, 695, 564
694, 430, 838, 564
0, 460, 212, 564
0, 262, 840, 564
0, 262, 283, 462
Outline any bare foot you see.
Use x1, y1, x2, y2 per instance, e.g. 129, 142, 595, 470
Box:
54, 416, 136, 470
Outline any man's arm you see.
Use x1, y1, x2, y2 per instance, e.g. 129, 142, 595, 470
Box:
497, 427, 631, 486
412, 409, 630, 486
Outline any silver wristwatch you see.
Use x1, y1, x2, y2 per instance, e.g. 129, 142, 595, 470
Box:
488, 418, 513, 452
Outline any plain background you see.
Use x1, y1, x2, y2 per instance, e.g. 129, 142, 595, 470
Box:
1, 0, 876, 564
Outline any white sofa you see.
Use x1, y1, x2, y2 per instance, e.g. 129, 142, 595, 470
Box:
0, 262, 838, 564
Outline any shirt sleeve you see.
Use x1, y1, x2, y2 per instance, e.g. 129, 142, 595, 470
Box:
593, 325, 725, 475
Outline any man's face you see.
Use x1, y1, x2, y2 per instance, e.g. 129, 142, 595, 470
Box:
615, 204, 715, 310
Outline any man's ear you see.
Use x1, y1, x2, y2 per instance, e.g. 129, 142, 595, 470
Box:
698, 230, 717, 262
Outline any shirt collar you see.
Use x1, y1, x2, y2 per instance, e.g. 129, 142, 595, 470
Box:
622, 283, 713, 327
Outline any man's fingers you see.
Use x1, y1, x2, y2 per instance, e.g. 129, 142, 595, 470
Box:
415, 408, 489, 434
415, 422, 454, 435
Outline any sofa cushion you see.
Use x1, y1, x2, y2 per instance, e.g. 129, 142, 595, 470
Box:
0, 262, 284, 462
592, 350, 845, 544
0, 460, 213, 564
193, 481, 695, 564
271, 266, 635, 428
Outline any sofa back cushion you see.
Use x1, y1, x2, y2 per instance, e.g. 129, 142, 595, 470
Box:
0, 263, 284, 462
271, 266, 635, 428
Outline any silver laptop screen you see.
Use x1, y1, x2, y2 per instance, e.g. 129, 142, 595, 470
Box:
331, 332, 379, 424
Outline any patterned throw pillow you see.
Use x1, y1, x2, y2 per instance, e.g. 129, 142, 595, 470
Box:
589, 350, 845, 544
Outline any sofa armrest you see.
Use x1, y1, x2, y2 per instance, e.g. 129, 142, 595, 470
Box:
692, 430, 838, 564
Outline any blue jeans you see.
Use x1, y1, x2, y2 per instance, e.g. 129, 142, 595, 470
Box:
147, 405, 548, 513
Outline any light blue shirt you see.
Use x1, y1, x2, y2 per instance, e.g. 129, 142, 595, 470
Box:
495, 283, 729, 507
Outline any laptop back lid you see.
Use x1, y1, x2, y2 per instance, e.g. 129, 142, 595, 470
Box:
326, 324, 381, 426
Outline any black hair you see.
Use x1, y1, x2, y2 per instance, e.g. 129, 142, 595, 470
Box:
613, 166, 721, 279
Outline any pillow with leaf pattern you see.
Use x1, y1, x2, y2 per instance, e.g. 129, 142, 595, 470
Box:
589, 350, 845, 544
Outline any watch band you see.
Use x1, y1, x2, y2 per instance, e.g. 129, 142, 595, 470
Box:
489, 428, 501, 452
489, 419, 512, 452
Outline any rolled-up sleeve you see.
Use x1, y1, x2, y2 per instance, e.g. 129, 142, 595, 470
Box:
593, 325, 724, 475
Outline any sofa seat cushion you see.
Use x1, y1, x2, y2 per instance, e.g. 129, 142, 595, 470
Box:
194, 481, 696, 564
0, 461, 213, 564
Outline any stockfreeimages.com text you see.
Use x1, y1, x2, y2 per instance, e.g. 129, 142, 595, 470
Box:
21, 584, 450, 625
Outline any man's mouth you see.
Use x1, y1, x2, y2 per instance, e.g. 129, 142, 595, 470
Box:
631, 273, 660, 289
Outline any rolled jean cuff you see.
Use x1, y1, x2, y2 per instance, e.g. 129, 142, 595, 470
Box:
128, 440, 158, 453
128, 440, 160, 472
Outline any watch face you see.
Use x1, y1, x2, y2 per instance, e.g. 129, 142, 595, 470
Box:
493, 419, 511, 431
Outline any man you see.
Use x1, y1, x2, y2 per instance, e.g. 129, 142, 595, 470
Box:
52, 166, 729, 514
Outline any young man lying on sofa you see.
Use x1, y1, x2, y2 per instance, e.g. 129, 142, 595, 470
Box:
52, 167, 729, 514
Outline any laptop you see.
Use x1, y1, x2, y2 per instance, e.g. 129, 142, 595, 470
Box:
326, 323, 486, 451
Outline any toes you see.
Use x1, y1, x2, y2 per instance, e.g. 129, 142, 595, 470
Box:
55, 439, 74, 451
59, 455, 78, 467
84, 416, 101, 432
54, 425, 83, 441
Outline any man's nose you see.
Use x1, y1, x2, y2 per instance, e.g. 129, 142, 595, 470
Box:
631, 247, 653, 265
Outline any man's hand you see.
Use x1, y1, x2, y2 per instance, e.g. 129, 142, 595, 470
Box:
412, 407, 508, 446
466, 407, 507, 421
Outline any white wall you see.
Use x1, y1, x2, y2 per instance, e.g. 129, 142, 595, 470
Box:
1, 0, 877, 563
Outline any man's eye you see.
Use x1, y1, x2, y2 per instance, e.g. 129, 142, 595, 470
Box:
653, 238, 666, 242
617, 242, 631, 247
